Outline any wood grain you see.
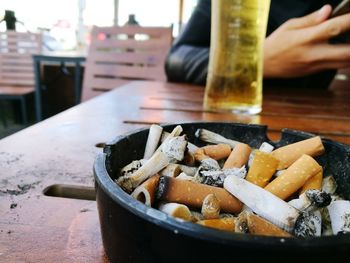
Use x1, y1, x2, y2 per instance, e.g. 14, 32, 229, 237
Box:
0, 79, 349, 262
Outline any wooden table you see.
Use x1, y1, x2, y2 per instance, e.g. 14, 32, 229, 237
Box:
0, 80, 349, 262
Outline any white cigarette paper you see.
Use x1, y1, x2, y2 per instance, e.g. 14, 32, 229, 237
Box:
224, 175, 300, 232
328, 200, 350, 234
143, 124, 163, 159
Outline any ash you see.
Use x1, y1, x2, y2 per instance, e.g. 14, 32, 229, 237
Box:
340, 213, 350, 233
305, 189, 331, 208
294, 212, 321, 238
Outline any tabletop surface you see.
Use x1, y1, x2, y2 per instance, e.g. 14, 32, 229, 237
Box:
1, 79, 349, 262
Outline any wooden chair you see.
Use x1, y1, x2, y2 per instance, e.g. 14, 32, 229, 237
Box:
81, 25, 172, 101
0, 31, 42, 125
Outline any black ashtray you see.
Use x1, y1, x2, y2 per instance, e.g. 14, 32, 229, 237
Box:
94, 122, 350, 263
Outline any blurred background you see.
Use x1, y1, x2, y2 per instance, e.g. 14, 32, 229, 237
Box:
0, 0, 198, 52
0, 0, 198, 138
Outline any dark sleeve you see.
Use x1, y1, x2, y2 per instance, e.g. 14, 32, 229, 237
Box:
165, 0, 211, 85
267, 0, 341, 35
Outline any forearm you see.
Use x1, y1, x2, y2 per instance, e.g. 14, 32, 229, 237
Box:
165, 45, 209, 85
165, 0, 210, 85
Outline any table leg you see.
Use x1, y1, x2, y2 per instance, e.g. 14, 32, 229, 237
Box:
0, 100, 7, 127
20, 96, 28, 125
75, 62, 82, 104
34, 59, 43, 121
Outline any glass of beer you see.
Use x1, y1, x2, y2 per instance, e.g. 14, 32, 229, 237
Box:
203, 0, 271, 115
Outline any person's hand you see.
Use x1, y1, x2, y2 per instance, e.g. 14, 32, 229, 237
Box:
264, 5, 350, 78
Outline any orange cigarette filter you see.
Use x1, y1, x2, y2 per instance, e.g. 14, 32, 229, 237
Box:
245, 150, 279, 187
271, 136, 325, 170
245, 213, 292, 237
131, 174, 160, 206
157, 176, 243, 213
223, 143, 251, 169
194, 144, 231, 161
197, 217, 236, 231
201, 194, 221, 219
264, 154, 322, 200
183, 151, 196, 166
299, 169, 323, 195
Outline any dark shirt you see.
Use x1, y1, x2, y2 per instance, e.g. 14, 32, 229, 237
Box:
165, 0, 341, 89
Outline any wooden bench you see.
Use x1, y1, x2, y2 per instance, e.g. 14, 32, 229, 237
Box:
0, 31, 42, 125
81, 25, 172, 101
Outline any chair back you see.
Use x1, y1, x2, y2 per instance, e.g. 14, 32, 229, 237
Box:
0, 31, 42, 87
82, 25, 172, 101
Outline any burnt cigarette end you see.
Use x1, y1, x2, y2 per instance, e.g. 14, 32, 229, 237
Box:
293, 212, 320, 238
305, 189, 332, 208
235, 212, 250, 233
156, 176, 170, 200
239, 221, 250, 234
337, 230, 350, 235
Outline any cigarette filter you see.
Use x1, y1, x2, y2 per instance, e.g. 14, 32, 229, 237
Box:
245, 150, 279, 187
143, 124, 163, 159
271, 136, 325, 170
131, 175, 160, 206
201, 194, 221, 219
157, 176, 242, 213
223, 143, 251, 169
224, 175, 300, 232
159, 164, 181, 177
245, 212, 292, 237
264, 154, 322, 200
183, 151, 196, 166
328, 200, 350, 234
158, 202, 193, 221
195, 144, 231, 161
299, 169, 323, 195
197, 217, 236, 231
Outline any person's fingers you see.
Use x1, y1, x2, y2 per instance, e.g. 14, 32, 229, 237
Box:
307, 13, 350, 42
300, 44, 350, 72
312, 44, 350, 61
311, 60, 350, 71
285, 5, 332, 29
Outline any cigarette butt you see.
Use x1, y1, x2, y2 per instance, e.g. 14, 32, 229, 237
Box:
157, 176, 243, 213
131, 175, 160, 206
245, 151, 279, 187
143, 124, 163, 159
264, 154, 322, 200
197, 217, 236, 231
271, 136, 325, 170
201, 194, 220, 219
328, 200, 350, 234
159, 164, 181, 177
120, 159, 146, 177
191, 211, 204, 222
322, 175, 337, 194
176, 172, 195, 181
245, 212, 292, 237
223, 143, 251, 169
235, 211, 249, 233
259, 142, 274, 153
195, 144, 231, 161
299, 169, 323, 194
183, 151, 196, 166
178, 165, 197, 176
159, 202, 193, 221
